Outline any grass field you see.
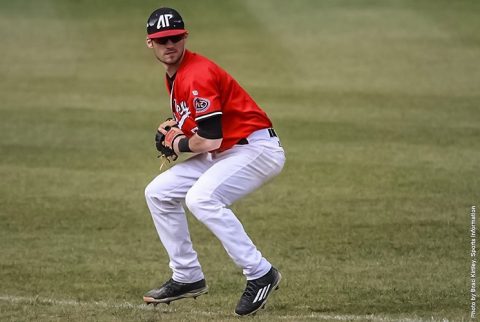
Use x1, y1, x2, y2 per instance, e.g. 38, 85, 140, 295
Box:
1, 0, 479, 321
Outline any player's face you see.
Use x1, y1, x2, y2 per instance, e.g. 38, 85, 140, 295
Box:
147, 34, 187, 66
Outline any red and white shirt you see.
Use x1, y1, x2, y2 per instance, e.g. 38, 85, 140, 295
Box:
166, 50, 272, 151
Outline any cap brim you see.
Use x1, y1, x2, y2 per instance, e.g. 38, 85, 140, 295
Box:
148, 29, 187, 39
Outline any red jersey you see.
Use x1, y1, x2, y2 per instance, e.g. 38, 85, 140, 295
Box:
165, 50, 272, 151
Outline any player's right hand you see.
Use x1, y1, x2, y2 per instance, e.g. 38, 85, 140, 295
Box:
158, 118, 177, 132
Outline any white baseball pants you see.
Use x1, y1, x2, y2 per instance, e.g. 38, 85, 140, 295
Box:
145, 129, 285, 283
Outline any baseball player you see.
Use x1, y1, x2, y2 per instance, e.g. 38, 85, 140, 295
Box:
143, 7, 285, 316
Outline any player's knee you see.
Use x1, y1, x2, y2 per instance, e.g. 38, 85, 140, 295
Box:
145, 180, 170, 204
184, 190, 201, 215
144, 181, 157, 201
145, 182, 181, 214
144, 175, 171, 200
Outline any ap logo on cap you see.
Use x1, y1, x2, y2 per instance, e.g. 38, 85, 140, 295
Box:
146, 7, 187, 38
156, 14, 173, 28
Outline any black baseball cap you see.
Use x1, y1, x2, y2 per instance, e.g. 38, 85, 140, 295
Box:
146, 7, 187, 39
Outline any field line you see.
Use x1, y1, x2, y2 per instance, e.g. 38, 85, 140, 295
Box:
0, 294, 442, 321
0, 294, 151, 310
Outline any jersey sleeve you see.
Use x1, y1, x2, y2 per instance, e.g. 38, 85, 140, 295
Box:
189, 66, 222, 122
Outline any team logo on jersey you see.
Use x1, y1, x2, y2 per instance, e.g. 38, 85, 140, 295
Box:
193, 97, 210, 113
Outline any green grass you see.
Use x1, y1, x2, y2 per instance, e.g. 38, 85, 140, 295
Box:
1, 0, 479, 321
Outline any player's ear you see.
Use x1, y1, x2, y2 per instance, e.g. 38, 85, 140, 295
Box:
183, 32, 189, 40
146, 36, 154, 49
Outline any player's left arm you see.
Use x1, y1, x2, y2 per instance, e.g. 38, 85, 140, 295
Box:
163, 114, 223, 154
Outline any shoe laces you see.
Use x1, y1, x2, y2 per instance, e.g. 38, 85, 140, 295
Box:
242, 280, 259, 298
162, 279, 180, 293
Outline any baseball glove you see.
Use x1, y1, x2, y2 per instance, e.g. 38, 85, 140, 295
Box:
155, 129, 177, 159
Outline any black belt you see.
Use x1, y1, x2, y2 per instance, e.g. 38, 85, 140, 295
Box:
237, 128, 277, 145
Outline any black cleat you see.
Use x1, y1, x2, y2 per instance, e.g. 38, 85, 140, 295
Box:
235, 267, 282, 316
143, 278, 208, 305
